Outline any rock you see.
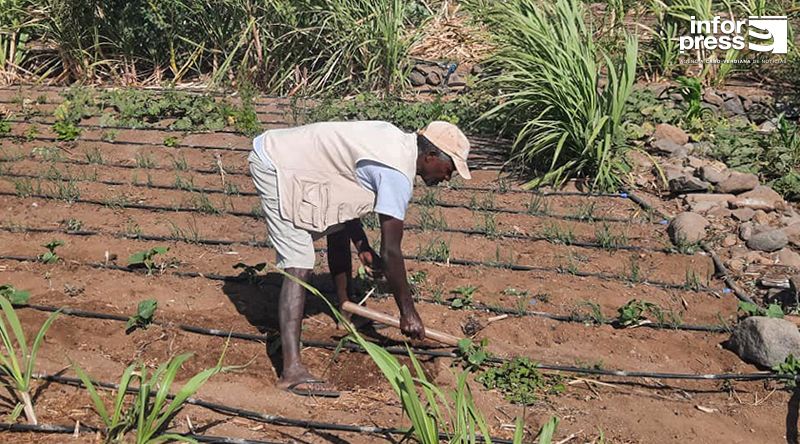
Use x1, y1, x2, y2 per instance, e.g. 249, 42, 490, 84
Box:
729, 186, 785, 212
722, 234, 738, 247
747, 229, 788, 252
722, 96, 746, 116
414, 64, 434, 76
684, 194, 734, 213
776, 248, 800, 268
707, 207, 732, 219
699, 165, 729, 184
653, 139, 687, 156
669, 175, 710, 194
408, 70, 426, 86
668, 212, 708, 244
447, 73, 466, 87
470, 65, 483, 75
654, 123, 689, 146
753, 210, 770, 225
744, 250, 771, 264
703, 89, 725, 107
716, 171, 759, 194
732, 208, 756, 222
739, 223, 754, 241
728, 317, 800, 368
661, 165, 688, 182
784, 223, 800, 247
688, 141, 715, 157
686, 156, 706, 169
426, 71, 442, 86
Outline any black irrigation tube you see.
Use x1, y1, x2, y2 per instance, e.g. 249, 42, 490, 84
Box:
0, 422, 284, 444
13, 303, 790, 383
620, 187, 758, 305
0, 224, 713, 294
29, 374, 515, 444
4, 116, 291, 133
0, 85, 297, 103
0, 149, 624, 199
0, 171, 651, 226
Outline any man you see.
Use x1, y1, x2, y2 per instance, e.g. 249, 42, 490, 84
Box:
248, 120, 471, 397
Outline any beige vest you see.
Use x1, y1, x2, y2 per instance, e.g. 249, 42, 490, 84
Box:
261, 121, 418, 231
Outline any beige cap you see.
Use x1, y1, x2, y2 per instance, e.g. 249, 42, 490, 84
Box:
419, 121, 471, 180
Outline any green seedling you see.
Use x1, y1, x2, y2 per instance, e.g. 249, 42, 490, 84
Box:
53, 180, 80, 203
616, 299, 658, 327
501, 287, 529, 297
0, 297, 59, 424
174, 175, 195, 191
191, 192, 221, 214
526, 195, 549, 214
628, 256, 641, 283
456, 338, 490, 372
74, 351, 232, 443
85, 147, 105, 164
39, 240, 64, 264
738, 301, 784, 319
171, 154, 189, 171
450, 285, 478, 309
0, 284, 30, 304
575, 202, 596, 221
224, 183, 240, 196
100, 129, 117, 142
773, 354, 800, 388
477, 212, 498, 238
53, 121, 80, 141
0, 119, 11, 135
233, 262, 267, 284
128, 246, 169, 275
126, 299, 158, 333
417, 238, 450, 263
407, 270, 427, 295
572, 300, 606, 324
418, 189, 439, 206
23, 125, 38, 142
135, 152, 155, 169
683, 269, 703, 291
417, 207, 447, 231
595, 223, 627, 249
477, 357, 565, 405
542, 223, 574, 245
163, 136, 179, 147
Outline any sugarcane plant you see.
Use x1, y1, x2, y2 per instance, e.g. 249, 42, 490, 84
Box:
0, 296, 60, 425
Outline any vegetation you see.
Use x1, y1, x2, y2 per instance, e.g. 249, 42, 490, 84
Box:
0, 298, 59, 424
456, 338, 491, 372
38, 239, 64, 264
126, 299, 158, 334
128, 247, 170, 275
738, 301, 785, 319
0, 284, 29, 304
450, 285, 478, 309
773, 354, 800, 388
477, 357, 565, 405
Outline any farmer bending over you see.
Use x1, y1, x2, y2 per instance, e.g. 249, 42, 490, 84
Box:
248, 120, 471, 397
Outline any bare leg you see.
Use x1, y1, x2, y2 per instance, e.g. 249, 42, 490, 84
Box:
276, 267, 317, 388
327, 229, 352, 313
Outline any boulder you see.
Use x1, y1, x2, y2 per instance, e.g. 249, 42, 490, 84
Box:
732, 207, 756, 222
699, 165, 729, 184
669, 175, 710, 194
716, 171, 759, 194
408, 70, 426, 86
746, 229, 788, 252
729, 186, 785, 212
447, 73, 466, 87
728, 316, 800, 368
654, 123, 689, 146
668, 212, 708, 244
776, 248, 800, 269
653, 139, 688, 157
426, 71, 442, 86
722, 96, 746, 116
739, 223, 754, 241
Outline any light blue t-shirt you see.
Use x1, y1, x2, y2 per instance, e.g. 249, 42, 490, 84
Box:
253, 135, 413, 221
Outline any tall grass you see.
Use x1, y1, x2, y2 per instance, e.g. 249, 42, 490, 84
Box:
476, 0, 638, 191
0, 0, 418, 94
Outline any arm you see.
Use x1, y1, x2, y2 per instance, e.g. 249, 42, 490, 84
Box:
345, 219, 381, 273
379, 214, 425, 340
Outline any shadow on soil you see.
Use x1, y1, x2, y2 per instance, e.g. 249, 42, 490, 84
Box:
787, 386, 799, 444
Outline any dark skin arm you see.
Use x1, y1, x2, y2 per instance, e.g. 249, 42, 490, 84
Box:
379, 214, 425, 340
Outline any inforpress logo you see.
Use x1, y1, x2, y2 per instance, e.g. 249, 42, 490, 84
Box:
679, 16, 788, 54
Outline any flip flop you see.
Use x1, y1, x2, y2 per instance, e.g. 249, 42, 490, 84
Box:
285, 379, 341, 398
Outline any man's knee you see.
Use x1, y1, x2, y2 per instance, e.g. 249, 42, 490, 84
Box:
284, 267, 312, 281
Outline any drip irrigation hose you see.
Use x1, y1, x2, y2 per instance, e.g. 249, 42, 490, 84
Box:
0, 230, 715, 294
0, 422, 285, 444
0, 170, 648, 225
4, 116, 290, 132
620, 187, 758, 305
28, 375, 516, 444
15, 302, 791, 383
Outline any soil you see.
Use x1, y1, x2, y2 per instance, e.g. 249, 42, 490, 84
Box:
0, 87, 794, 444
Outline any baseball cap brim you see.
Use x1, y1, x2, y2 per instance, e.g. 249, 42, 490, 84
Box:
453, 156, 471, 180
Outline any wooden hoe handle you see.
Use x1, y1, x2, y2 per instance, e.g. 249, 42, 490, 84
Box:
341, 301, 462, 347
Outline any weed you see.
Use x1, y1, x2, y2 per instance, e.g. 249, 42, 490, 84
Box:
456, 338, 490, 372
51, 180, 80, 203
418, 189, 439, 206
469, 192, 495, 211
616, 299, 659, 327
417, 238, 450, 263
773, 354, 800, 388
174, 175, 195, 191
53, 121, 81, 141
12, 178, 34, 197
628, 256, 642, 283
125, 299, 157, 333
0, 119, 11, 135
61, 218, 83, 232
191, 192, 221, 214
501, 287, 529, 297
477, 212, 499, 238
0, 297, 59, 424
31, 146, 63, 162
100, 129, 118, 142
0, 284, 30, 304
251, 204, 265, 218
671, 235, 701, 254
571, 300, 606, 324
683, 269, 703, 291
450, 285, 478, 309
38, 240, 64, 264
163, 136, 180, 147
431, 287, 444, 304
171, 154, 189, 171
23, 126, 38, 142
224, 182, 240, 196
128, 246, 169, 275
595, 223, 628, 249
738, 301, 784, 319
84, 147, 105, 165
407, 270, 427, 295
135, 152, 155, 169
417, 207, 447, 231
542, 223, 574, 245
575, 202, 597, 221
477, 357, 565, 405
166, 218, 200, 244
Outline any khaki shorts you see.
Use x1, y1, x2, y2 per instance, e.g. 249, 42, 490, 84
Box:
248, 151, 342, 269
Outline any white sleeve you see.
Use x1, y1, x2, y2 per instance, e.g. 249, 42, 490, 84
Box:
355, 161, 413, 221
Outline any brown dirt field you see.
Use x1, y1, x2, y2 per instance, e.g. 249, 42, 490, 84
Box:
0, 88, 795, 444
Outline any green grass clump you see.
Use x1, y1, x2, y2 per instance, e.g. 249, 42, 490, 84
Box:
477, 357, 564, 405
